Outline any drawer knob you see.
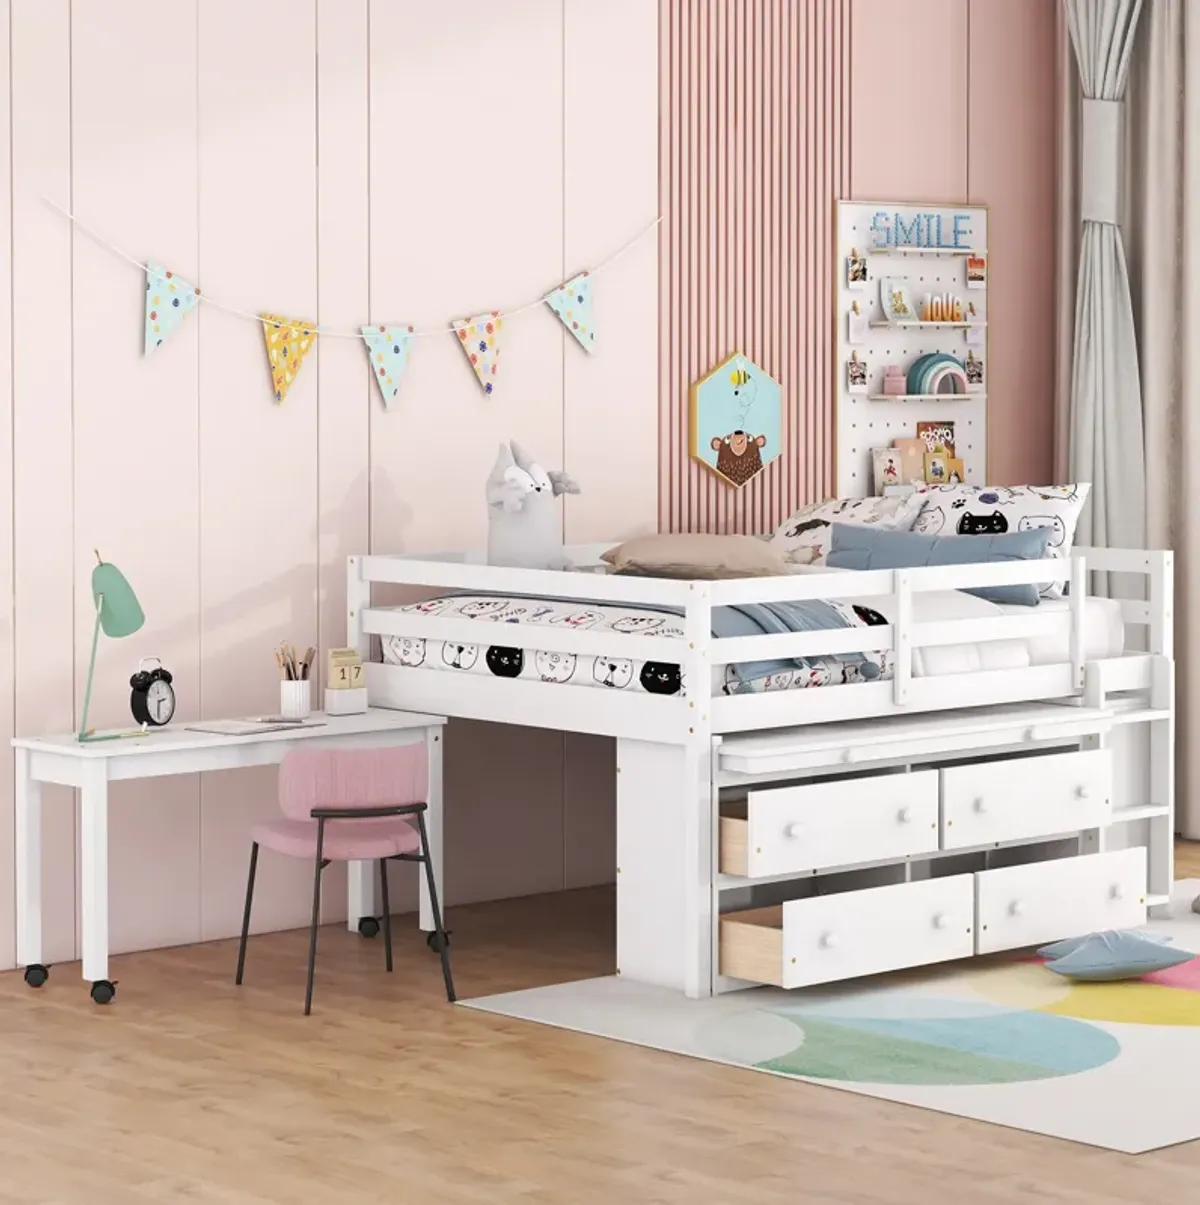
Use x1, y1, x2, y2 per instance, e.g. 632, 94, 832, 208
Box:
784, 822, 803, 839
1076, 785, 1091, 800
819, 932, 838, 949
1111, 883, 1125, 901
897, 806, 913, 824
932, 912, 949, 930
1009, 899, 1025, 917
973, 797, 987, 814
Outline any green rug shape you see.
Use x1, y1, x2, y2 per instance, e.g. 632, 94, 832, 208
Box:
758, 1015, 1115, 1085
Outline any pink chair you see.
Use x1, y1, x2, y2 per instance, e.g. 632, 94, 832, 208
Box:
235, 745, 454, 1014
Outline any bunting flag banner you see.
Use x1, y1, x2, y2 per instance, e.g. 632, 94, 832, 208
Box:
260, 313, 317, 404
360, 324, 414, 409
144, 262, 200, 354
453, 311, 502, 395
545, 272, 596, 353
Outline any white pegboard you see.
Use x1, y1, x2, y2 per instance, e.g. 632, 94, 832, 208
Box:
835, 200, 988, 496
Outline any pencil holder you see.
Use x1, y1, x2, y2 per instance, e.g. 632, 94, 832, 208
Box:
280, 679, 312, 720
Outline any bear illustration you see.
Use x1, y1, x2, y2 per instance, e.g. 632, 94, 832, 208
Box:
395, 637, 426, 667
710, 430, 767, 486
535, 650, 577, 683
593, 657, 635, 689
441, 642, 479, 671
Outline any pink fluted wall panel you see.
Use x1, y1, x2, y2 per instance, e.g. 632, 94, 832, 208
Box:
661, 0, 1059, 529
660, 0, 850, 535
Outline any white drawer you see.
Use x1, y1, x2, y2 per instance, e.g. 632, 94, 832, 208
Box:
974, 847, 1147, 955
719, 875, 975, 989
940, 748, 1112, 850
719, 770, 939, 879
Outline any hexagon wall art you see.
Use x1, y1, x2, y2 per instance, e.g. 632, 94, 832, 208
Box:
689, 352, 782, 488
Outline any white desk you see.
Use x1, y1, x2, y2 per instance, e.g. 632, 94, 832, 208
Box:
13, 708, 446, 1002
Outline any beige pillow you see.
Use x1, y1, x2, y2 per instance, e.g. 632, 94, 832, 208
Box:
601, 533, 789, 579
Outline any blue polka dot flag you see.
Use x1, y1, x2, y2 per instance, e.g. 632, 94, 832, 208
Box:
545, 271, 596, 354
360, 324, 414, 409
144, 262, 200, 355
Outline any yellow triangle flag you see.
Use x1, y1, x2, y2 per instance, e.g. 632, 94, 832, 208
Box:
260, 313, 317, 404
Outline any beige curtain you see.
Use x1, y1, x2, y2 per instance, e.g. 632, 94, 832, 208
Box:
1057, 0, 1198, 836
1124, 0, 1197, 836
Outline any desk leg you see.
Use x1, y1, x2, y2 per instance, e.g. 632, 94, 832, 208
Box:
79, 763, 111, 989
419, 726, 443, 933
15, 749, 43, 971
346, 861, 376, 933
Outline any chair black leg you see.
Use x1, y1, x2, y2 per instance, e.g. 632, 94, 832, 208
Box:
304, 820, 327, 1016
379, 858, 394, 973
235, 842, 259, 986
416, 812, 455, 1003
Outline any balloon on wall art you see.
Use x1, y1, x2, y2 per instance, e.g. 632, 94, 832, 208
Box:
689, 352, 782, 488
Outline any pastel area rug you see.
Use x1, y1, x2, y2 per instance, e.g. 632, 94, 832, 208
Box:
464, 881, 1200, 1152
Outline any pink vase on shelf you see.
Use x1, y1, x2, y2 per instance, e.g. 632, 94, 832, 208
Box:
882, 365, 907, 396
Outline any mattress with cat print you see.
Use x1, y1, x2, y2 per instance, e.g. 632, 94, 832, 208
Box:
375, 587, 1121, 698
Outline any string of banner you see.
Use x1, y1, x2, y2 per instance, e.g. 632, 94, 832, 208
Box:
43, 197, 662, 408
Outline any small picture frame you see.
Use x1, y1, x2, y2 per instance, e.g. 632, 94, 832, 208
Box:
965, 351, 985, 390
847, 352, 868, 393
894, 437, 926, 485
872, 447, 902, 494
917, 421, 955, 459
924, 450, 950, 485
846, 248, 868, 290
946, 457, 965, 485
966, 253, 987, 289
847, 301, 870, 345
879, 277, 917, 323
964, 301, 986, 346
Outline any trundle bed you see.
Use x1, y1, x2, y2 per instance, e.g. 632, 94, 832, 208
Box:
346, 543, 1174, 1000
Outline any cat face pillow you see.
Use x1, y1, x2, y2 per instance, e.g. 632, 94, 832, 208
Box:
913, 484, 1089, 597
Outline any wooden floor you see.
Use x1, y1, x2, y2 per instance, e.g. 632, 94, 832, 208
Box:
2, 845, 1199, 1204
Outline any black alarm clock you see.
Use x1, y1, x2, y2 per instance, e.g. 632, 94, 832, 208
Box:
130, 657, 175, 727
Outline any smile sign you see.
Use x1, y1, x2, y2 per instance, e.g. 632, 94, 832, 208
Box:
869, 209, 975, 250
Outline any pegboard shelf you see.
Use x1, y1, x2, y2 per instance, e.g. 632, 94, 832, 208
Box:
872, 246, 988, 258
836, 200, 988, 496
868, 320, 987, 330
866, 393, 985, 402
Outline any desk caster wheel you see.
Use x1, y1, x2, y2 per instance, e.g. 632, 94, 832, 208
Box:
357, 917, 380, 939
90, 980, 116, 1006
23, 964, 48, 989
427, 931, 451, 953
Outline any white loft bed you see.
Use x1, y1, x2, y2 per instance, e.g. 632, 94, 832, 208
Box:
347, 543, 1175, 1000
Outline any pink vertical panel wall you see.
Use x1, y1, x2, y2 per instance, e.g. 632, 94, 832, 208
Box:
0, 0, 12, 970
660, 0, 1058, 531
660, 0, 850, 535
0, 0, 658, 970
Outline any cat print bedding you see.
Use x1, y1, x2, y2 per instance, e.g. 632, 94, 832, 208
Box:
378, 593, 895, 697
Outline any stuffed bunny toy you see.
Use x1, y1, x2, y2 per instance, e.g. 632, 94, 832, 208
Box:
485, 441, 581, 569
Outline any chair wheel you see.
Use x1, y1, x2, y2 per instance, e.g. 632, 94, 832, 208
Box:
357, 917, 380, 939
427, 931, 451, 953
23, 964, 49, 989
90, 980, 116, 1005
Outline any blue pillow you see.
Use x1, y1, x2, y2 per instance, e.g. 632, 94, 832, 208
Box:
1039, 930, 1193, 982
826, 523, 1053, 606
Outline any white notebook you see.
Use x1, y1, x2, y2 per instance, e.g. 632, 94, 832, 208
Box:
184, 718, 326, 737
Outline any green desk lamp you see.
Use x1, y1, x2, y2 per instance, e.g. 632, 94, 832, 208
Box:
77, 551, 145, 742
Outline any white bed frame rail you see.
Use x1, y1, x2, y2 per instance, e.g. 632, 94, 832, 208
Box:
349, 544, 1171, 740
